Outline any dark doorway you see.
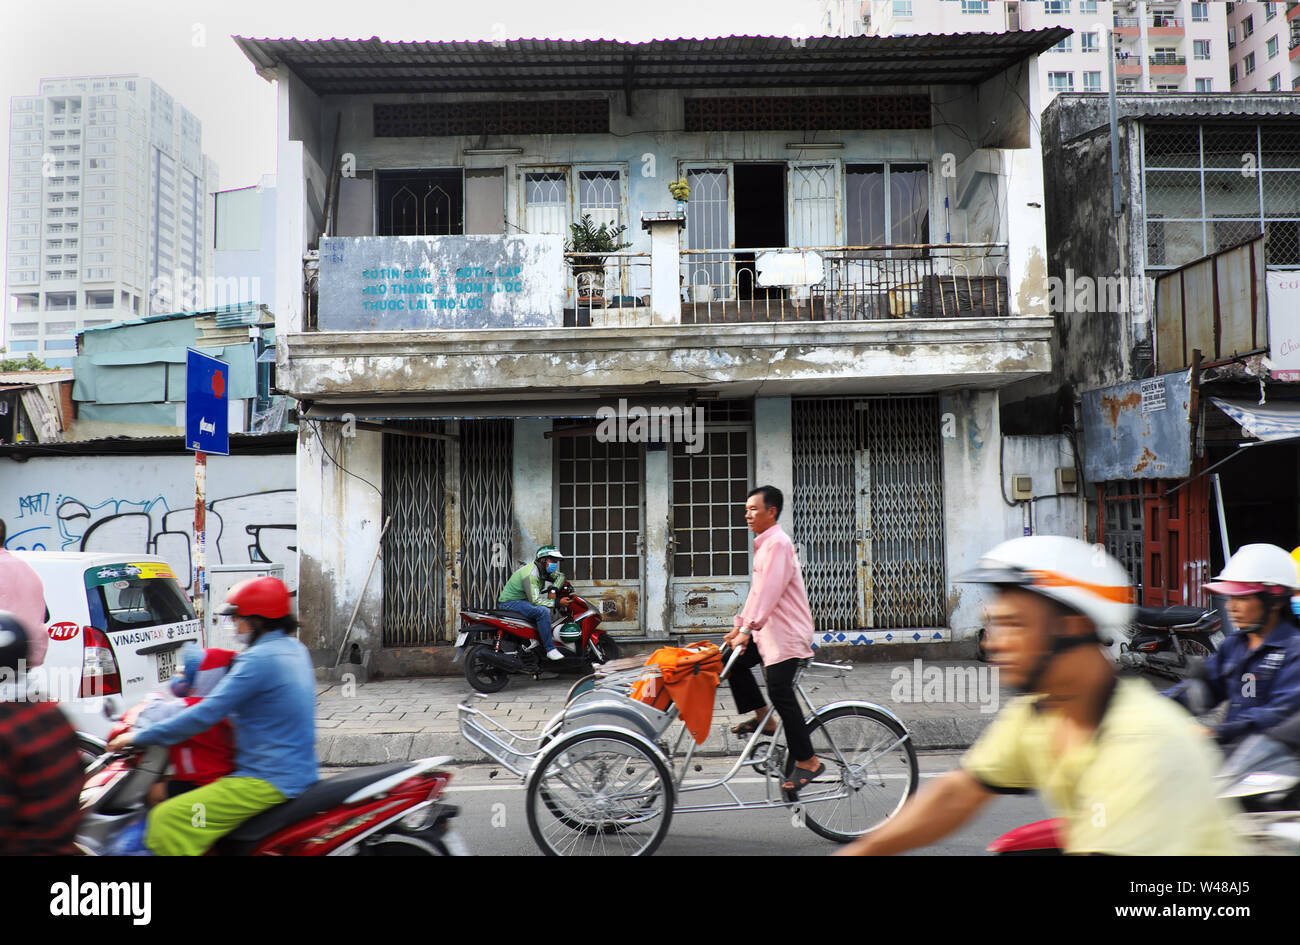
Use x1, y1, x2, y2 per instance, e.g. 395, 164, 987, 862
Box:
376, 169, 464, 236
733, 164, 786, 301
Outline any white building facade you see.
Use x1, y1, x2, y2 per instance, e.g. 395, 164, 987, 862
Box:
1227, 1, 1300, 92
833, 1, 1230, 99
5, 75, 219, 368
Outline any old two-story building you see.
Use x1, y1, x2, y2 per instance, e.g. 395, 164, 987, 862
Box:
1023, 93, 1300, 609
234, 33, 1080, 675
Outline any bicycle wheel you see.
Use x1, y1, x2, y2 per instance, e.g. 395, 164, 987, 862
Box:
784, 705, 918, 843
527, 730, 673, 856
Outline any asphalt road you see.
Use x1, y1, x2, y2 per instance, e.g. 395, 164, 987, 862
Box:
324, 749, 1051, 856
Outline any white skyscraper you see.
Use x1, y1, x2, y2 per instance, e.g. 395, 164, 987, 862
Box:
6, 74, 218, 369
830, 1, 1231, 102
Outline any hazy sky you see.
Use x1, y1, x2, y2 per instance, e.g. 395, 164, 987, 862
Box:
0, 0, 825, 315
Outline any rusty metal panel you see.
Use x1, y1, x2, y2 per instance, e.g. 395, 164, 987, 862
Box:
1155, 236, 1267, 372
1081, 371, 1193, 482
670, 582, 749, 632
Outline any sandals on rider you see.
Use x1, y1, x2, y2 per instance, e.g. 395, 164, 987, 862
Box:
782, 761, 826, 796
731, 717, 778, 736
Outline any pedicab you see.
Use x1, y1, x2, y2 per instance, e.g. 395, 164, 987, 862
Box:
457, 640, 919, 856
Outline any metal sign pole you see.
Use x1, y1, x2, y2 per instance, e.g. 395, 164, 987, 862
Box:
195, 450, 207, 631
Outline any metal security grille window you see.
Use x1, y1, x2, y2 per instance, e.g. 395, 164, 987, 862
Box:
557, 434, 642, 582
1143, 123, 1300, 270
671, 403, 753, 578
376, 169, 464, 236
792, 397, 946, 633
459, 419, 514, 610
382, 422, 447, 645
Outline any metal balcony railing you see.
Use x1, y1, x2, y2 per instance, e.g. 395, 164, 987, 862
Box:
679, 243, 1009, 324
1149, 54, 1187, 65
564, 251, 652, 327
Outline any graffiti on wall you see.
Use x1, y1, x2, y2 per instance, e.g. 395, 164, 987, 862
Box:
5, 489, 297, 591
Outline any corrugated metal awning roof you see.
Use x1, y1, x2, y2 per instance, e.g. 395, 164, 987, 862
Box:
79, 302, 269, 335
234, 32, 1071, 94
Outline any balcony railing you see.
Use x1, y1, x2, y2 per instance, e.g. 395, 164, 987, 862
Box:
1149, 54, 1187, 65
679, 243, 1008, 324
1150, 15, 1183, 28
565, 251, 652, 327
1113, 15, 1140, 27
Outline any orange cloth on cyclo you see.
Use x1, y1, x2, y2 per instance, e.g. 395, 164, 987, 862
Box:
629, 643, 722, 745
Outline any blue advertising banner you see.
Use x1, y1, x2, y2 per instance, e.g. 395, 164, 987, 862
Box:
186, 348, 229, 456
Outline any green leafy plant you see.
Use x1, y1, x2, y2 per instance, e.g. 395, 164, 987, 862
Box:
0, 348, 48, 372
565, 214, 631, 272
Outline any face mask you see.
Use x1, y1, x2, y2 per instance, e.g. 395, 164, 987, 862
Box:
545, 562, 559, 576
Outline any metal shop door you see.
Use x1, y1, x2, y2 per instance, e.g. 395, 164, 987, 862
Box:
382, 421, 450, 645
556, 433, 644, 634
458, 419, 515, 611
669, 402, 754, 632
792, 397, 946, 635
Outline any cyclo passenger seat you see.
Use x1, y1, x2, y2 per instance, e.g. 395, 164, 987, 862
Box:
628, 642, 722, 745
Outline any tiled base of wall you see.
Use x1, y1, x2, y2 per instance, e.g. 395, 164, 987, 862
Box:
814, 628, 951, 647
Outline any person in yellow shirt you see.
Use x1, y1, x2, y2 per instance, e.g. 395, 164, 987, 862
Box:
836, 536, 1239, 856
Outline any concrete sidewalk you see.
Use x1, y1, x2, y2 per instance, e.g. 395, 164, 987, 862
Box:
314, 659, 1007, 766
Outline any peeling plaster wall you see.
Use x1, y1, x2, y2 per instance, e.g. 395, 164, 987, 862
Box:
296, 423, 383, 663
940, 390, 1006, 640
512, 419, 553, 565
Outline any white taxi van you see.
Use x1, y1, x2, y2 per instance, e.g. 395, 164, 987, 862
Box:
15, 552, 203, 742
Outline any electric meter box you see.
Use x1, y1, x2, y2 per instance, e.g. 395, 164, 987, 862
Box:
206, 564, 285, 650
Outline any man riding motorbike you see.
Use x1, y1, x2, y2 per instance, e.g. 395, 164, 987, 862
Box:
106, 576, 318, 856
1164, 543, 1300, 770
497, 545, 572, 662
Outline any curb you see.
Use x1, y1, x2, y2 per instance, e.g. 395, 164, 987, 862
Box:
316, 713, 995, 766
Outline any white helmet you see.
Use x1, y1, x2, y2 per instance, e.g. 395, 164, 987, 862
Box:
959, 535, 1135, 637
1204, 544, 1299, 596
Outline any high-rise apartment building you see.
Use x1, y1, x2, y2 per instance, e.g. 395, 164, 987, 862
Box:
1227, 2, 1300, 92
829, 1, 1230, 101
6, 75, 218, 369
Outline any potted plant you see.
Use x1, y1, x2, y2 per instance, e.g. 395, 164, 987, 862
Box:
566, 214, 630, 303
668, 177, 690, 214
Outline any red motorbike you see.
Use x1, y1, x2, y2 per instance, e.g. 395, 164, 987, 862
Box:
76, 713, 467, 856
455, 581, 622, 693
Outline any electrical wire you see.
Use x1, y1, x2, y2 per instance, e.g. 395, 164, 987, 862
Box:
308, 418, 382, 498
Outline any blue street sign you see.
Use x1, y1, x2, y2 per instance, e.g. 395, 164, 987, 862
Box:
186, 348, 229, 456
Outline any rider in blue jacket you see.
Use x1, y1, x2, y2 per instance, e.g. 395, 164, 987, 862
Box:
1165, 544, 1300, 748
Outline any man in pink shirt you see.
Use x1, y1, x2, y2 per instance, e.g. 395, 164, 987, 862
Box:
0, 519, 48, 668
722, 485, 822, 794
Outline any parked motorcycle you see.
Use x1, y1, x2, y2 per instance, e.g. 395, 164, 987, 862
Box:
76, 712, 468, 856
1116, 605, 1222, 680
455, 581, 621, 693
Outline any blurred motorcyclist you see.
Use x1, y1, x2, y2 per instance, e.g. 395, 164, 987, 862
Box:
837, 537, 1239, 856
1164, 544, 1300, 753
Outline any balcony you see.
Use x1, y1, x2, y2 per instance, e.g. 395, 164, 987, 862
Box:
1148, 15, 1185, 36
1113, 15, 1141, 34
1149, 54, 1188, 74
1115, 50, 1143, 76
288, 235, 1048, 404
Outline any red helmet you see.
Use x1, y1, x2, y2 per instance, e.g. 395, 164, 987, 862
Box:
218, 576, 292, 620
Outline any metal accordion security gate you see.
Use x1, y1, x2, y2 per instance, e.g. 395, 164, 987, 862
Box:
459, 420, 514, 611
792, 397, 946, 634
382, 421, 447, 646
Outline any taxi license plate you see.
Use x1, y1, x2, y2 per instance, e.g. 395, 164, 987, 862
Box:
156, 648, 178, 683
454, 631, 468, 648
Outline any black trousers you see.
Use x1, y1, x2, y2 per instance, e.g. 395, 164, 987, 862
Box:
727, 643, 814, 763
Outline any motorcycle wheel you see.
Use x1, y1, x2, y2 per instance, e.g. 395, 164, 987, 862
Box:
357, 835, 440, 855
587, 635, 621, 664
463, 644, 511, 693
